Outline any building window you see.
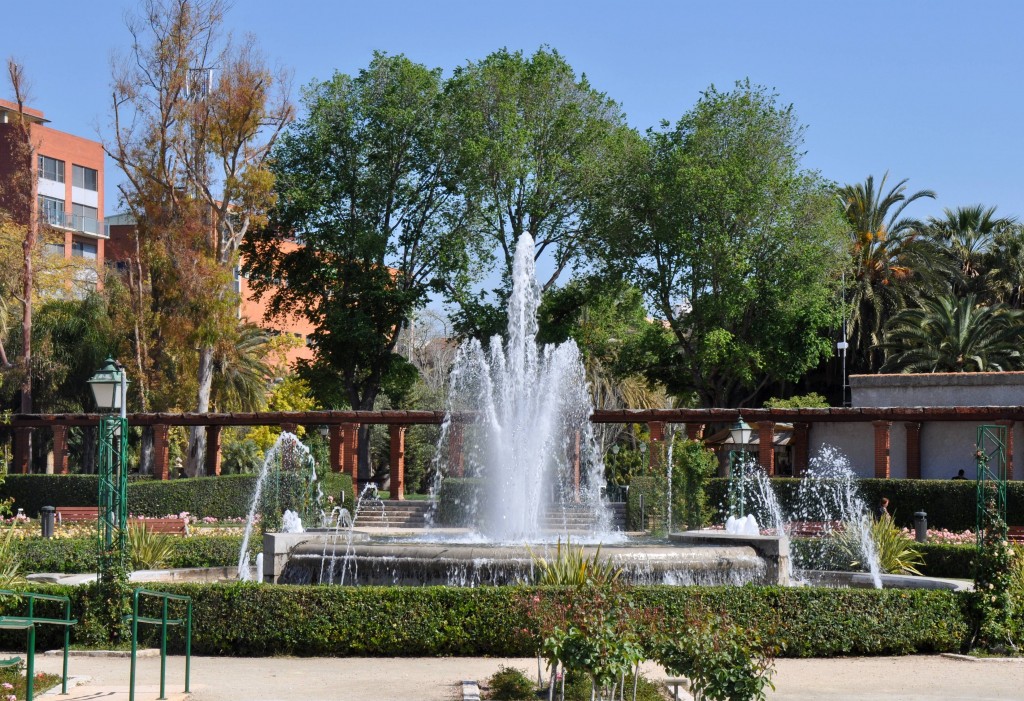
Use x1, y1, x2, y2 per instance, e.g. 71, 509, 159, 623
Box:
72, 165, 98, 191
71, 239, 97, 260
44, 242, 66, 257
72, 203, 98, 234
38, 196, 65, 227
38, 155, 64, 183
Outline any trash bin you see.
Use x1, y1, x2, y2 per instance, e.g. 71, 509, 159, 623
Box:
40, 505, 55, 539
913, 511, 928, 543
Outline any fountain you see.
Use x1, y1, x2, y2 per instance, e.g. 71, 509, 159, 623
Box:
261, 233, 785, 587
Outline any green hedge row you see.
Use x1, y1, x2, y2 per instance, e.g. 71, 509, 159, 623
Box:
706, 477, 1024, 531
435, 478, 481, 527
14, 536, 245, 573
0, 584, 970, 657
0, 473, 354, 519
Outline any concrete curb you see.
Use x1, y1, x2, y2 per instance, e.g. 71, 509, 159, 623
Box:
38, 675, 90, 695
43, 648, 161, 658
940, 653, 1024, 663
461, 680, 481, 701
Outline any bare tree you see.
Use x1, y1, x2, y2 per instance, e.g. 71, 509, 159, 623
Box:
106, 0, 292, 473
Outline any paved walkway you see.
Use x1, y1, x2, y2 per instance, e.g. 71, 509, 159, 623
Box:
23, 652, 1024, 700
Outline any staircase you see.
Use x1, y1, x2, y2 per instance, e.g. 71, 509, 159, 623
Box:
352, 500, 431, 528
351, 500, 627, 531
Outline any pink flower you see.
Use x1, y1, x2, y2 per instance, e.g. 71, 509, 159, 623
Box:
1, 682, 12, 690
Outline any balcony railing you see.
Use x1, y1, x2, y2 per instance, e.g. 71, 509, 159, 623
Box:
40, 210, 104, 237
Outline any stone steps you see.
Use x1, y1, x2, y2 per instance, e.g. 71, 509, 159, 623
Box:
351, 500, 627, 530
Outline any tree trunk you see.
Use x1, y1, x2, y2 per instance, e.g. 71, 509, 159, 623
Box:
186, 344, 215, 476
139, 426, 153, 475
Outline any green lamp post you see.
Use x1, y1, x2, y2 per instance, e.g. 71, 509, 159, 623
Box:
88, 358, 129, 575
728, 418, 752, 518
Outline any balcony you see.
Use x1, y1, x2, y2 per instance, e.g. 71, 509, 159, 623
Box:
40, 210, 105, 237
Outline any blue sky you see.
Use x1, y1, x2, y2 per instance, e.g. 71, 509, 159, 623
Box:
5, 0, 1023, 222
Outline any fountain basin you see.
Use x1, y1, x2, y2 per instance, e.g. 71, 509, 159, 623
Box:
264, 531, 784, 586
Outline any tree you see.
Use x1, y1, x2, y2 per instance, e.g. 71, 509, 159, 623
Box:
926, 205, 1015, 297
444, 47, 636, 338
0, 59, 38, 412
107, 0, 292, 473
243, 53, 476, 481
880, 294, 1024, 373
988, 224, 1024, 309
837, 173, 936, 371
589, 81, 846, 406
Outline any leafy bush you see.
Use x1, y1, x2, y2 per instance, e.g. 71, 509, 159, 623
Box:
834, 514, 925, 575
655, 613, 775, 701
531, 539, 620, 586
0, 584, 972, 657
627, 439, 716, 533
487, 666, 535, 700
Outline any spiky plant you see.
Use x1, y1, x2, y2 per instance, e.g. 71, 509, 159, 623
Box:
0, 523, 25, 588
128, 524, 176, 570
836, 513, 925, 576
530, 538, 621, 586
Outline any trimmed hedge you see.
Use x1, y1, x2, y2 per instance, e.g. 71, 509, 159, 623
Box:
706, 477, 1024, 531
0, 473, 354, 520
15, 535, 245, 573
916, 543, 975, 579
0, 584, 970, 657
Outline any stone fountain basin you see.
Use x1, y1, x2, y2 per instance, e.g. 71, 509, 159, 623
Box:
266, 531, 774, 586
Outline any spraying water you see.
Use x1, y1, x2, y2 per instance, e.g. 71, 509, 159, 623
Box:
237, 432, 320, 581
431, 233, 608, 541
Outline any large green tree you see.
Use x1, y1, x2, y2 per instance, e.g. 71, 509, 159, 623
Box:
925, 205, 1015, 298
589, 81, 846, 406
242, 53, 476, 480
444, 47, 636, 338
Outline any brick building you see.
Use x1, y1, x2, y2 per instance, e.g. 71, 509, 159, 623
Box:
0, 98, 105, 291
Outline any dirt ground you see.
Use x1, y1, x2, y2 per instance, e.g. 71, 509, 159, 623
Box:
25, 652, 1024, 701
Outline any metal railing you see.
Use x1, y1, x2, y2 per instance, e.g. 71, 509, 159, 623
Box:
124, 588, 192, 701
40, 209, 102, 235
0, 589, 77, 700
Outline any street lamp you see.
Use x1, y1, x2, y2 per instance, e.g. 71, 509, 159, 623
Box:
728, 418, 752, 518
88, 358, 129, 572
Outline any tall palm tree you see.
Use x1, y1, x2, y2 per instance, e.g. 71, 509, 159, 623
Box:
986, 225, 1024, 309
926, 205, 1015, 297
837, 173, 937, 371
880, 294, 1024, 373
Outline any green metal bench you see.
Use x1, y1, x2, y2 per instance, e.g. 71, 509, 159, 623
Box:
123, 588, 192, 701
0, 589, 77, 701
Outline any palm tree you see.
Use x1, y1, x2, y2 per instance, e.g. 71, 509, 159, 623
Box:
837, 173, 937, 371
880, 294, 1024, 373
926, 205, 1015, 297
211, 323, 274, 412
986, 225, 1024, 309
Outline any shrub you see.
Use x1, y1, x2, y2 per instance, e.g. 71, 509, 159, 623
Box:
435, 478, 483, 527
627, 476, 659, 531
487, 666, 535, 700
0, 584, 972, 658
14, 536, 243, 574
530, 539, 620, 587
834, 514, 925, 575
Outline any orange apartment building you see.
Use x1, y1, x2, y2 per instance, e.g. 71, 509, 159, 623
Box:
0, 98, 106, 288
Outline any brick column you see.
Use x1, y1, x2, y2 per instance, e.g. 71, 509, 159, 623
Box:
52, 425, 69, 475
342, 423, 359, 493
648, 421, 665, 468
205, 424, 222, 476
757, 421, 775, 476
904, 422, 921, 480
153, 424, 170, 480
389, 425, 406, 500
13, 428, 31, 474
792, 422, 810, 476
281, 422, 298, 435
685, 423, 705, 441
449, 422, 465, 477
873, 420, 892, 479
997, 420, 1015, 480
329, 425, 343, 473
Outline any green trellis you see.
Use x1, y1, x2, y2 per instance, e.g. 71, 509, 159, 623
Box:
97, 414, 129, 571
975, 424, 1008, 547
